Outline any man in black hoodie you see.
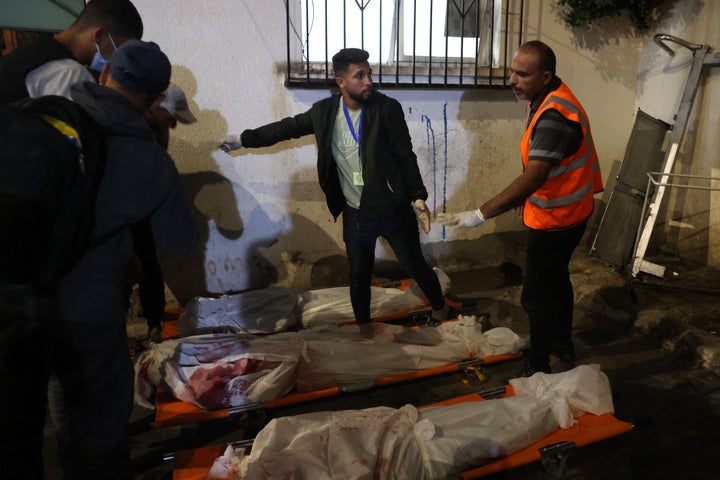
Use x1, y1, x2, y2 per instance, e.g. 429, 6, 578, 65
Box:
0, 40, 198, 480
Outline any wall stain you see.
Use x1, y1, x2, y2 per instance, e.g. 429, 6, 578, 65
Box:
420, 102, 449, 239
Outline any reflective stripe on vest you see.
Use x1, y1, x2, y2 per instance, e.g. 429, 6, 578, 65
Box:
520, 83, 603, 229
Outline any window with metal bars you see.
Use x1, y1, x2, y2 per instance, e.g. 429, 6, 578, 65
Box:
285, 0, 525, 89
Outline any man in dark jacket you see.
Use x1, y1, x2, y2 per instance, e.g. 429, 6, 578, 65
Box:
57, 40, 197, 480
0, 40, 198, 480
0, 0, 143, 105
219, 48, 449, 325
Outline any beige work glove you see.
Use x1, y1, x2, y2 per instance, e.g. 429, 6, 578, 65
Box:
412, 199, 431, 234
436, 208, 485, 228
218, 134, 242, 152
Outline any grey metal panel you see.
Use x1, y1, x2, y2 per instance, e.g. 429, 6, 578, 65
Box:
617, 109, 670, 191
591, 187, 646, 267
591, 109, 669, 268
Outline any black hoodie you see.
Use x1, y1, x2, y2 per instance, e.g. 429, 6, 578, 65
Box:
56, 82, 198, 325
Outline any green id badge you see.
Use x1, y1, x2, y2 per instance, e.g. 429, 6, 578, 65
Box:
353, 171, 364, 186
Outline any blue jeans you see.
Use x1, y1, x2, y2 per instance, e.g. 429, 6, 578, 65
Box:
343, 206, 444, 323
521, 220, 587, 371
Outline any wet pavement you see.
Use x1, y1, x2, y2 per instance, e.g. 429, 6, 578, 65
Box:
46, 248, 720, 479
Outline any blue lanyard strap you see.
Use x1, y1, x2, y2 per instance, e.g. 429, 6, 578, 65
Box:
342, 101, 362, 144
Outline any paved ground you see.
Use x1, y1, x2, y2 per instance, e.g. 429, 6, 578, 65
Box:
44, 248, 720, 479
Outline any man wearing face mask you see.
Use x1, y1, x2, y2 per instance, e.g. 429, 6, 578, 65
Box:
0, 0, 143, 105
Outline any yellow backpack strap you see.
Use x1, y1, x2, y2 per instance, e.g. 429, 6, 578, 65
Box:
39, 114, 86, 173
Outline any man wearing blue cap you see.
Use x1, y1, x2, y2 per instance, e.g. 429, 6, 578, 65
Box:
58, 39, 197, 480
0, 40, 198, 480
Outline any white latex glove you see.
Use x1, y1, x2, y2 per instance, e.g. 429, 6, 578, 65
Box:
218, 134, 242, 152
436, 208, 485, 228
412, 199, 431, 234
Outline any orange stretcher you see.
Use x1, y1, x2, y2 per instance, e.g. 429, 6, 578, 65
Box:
170, 384, 637, 480
153, 351, 522, 428
160, 278, 466, 340
153, 284, 486, 429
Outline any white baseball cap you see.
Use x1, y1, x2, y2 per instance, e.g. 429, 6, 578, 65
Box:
159, 83, 197, 124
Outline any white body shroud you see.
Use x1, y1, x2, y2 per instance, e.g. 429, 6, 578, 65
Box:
178, 268, 452, 335
209, 365, 614, 480
134, 317, 525, 410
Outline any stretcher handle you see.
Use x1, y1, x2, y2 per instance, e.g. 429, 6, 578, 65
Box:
339, 381, 378, 393
653, 33, 704, 56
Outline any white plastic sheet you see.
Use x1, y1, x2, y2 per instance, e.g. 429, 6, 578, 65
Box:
209, 365, 613, 480
134, 317, 525, 410
134, 333, 301, 410
179, 268, 452, 334
296, 319, 525, 391
178, 287, 301, 336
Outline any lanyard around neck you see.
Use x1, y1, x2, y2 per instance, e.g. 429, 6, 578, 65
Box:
342, 101, 362, 144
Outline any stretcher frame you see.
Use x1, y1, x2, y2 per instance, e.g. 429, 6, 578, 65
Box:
169, 384, 637, 480
152, 284, 491, 428
160, 278, 466, 341
152, 332, 522, 428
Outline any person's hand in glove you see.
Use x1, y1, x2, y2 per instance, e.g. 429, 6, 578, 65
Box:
218, 134, 242, 152
436, 208, 485, 228
412, 199, 431, 234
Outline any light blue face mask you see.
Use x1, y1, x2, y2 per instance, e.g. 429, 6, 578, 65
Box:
89, 33, 117, 72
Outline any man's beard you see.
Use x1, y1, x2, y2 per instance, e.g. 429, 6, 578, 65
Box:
348, 87, 375, 104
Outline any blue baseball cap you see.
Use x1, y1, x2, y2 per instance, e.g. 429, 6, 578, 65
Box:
109, 40, 171, 95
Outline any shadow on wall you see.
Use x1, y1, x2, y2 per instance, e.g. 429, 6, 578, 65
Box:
154, 67, 284, 306
256, 168, 349, 290
158, 167, 278, 306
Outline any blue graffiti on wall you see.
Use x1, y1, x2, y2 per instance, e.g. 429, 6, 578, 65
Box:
419, 103, 449, 238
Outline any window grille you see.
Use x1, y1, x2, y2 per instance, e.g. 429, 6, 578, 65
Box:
285, 0, 525, 89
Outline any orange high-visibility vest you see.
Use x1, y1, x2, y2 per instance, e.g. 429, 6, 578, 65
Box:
519, 83, 603, 230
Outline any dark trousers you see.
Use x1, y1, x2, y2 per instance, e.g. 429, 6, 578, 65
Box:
521, 220, 587, 371
0, 282, 134, 480
343, 206, 444, 324
131, 219, 165, 330
50, 321, 134, 480
0, 285, 55, 480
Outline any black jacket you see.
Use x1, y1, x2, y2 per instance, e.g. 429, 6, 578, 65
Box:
56, 82, 198, 325
0, 35, 74, 105
241, 92, 428, 221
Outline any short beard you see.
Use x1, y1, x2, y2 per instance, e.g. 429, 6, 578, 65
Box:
348, 87, 374, 105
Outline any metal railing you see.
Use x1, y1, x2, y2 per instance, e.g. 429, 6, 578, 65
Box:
285, 0, 524, 89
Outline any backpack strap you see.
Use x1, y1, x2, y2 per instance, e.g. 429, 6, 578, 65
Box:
38, 114, 86, 173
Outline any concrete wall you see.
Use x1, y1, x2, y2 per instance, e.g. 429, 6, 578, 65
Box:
130, 0, 716, 304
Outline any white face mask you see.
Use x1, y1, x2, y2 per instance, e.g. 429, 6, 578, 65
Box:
89, 33, 117, 72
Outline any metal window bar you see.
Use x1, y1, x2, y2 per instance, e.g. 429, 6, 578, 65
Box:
285, 0, 524, 89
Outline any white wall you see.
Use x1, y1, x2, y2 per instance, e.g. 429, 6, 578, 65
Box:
130, 0, 718, 304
